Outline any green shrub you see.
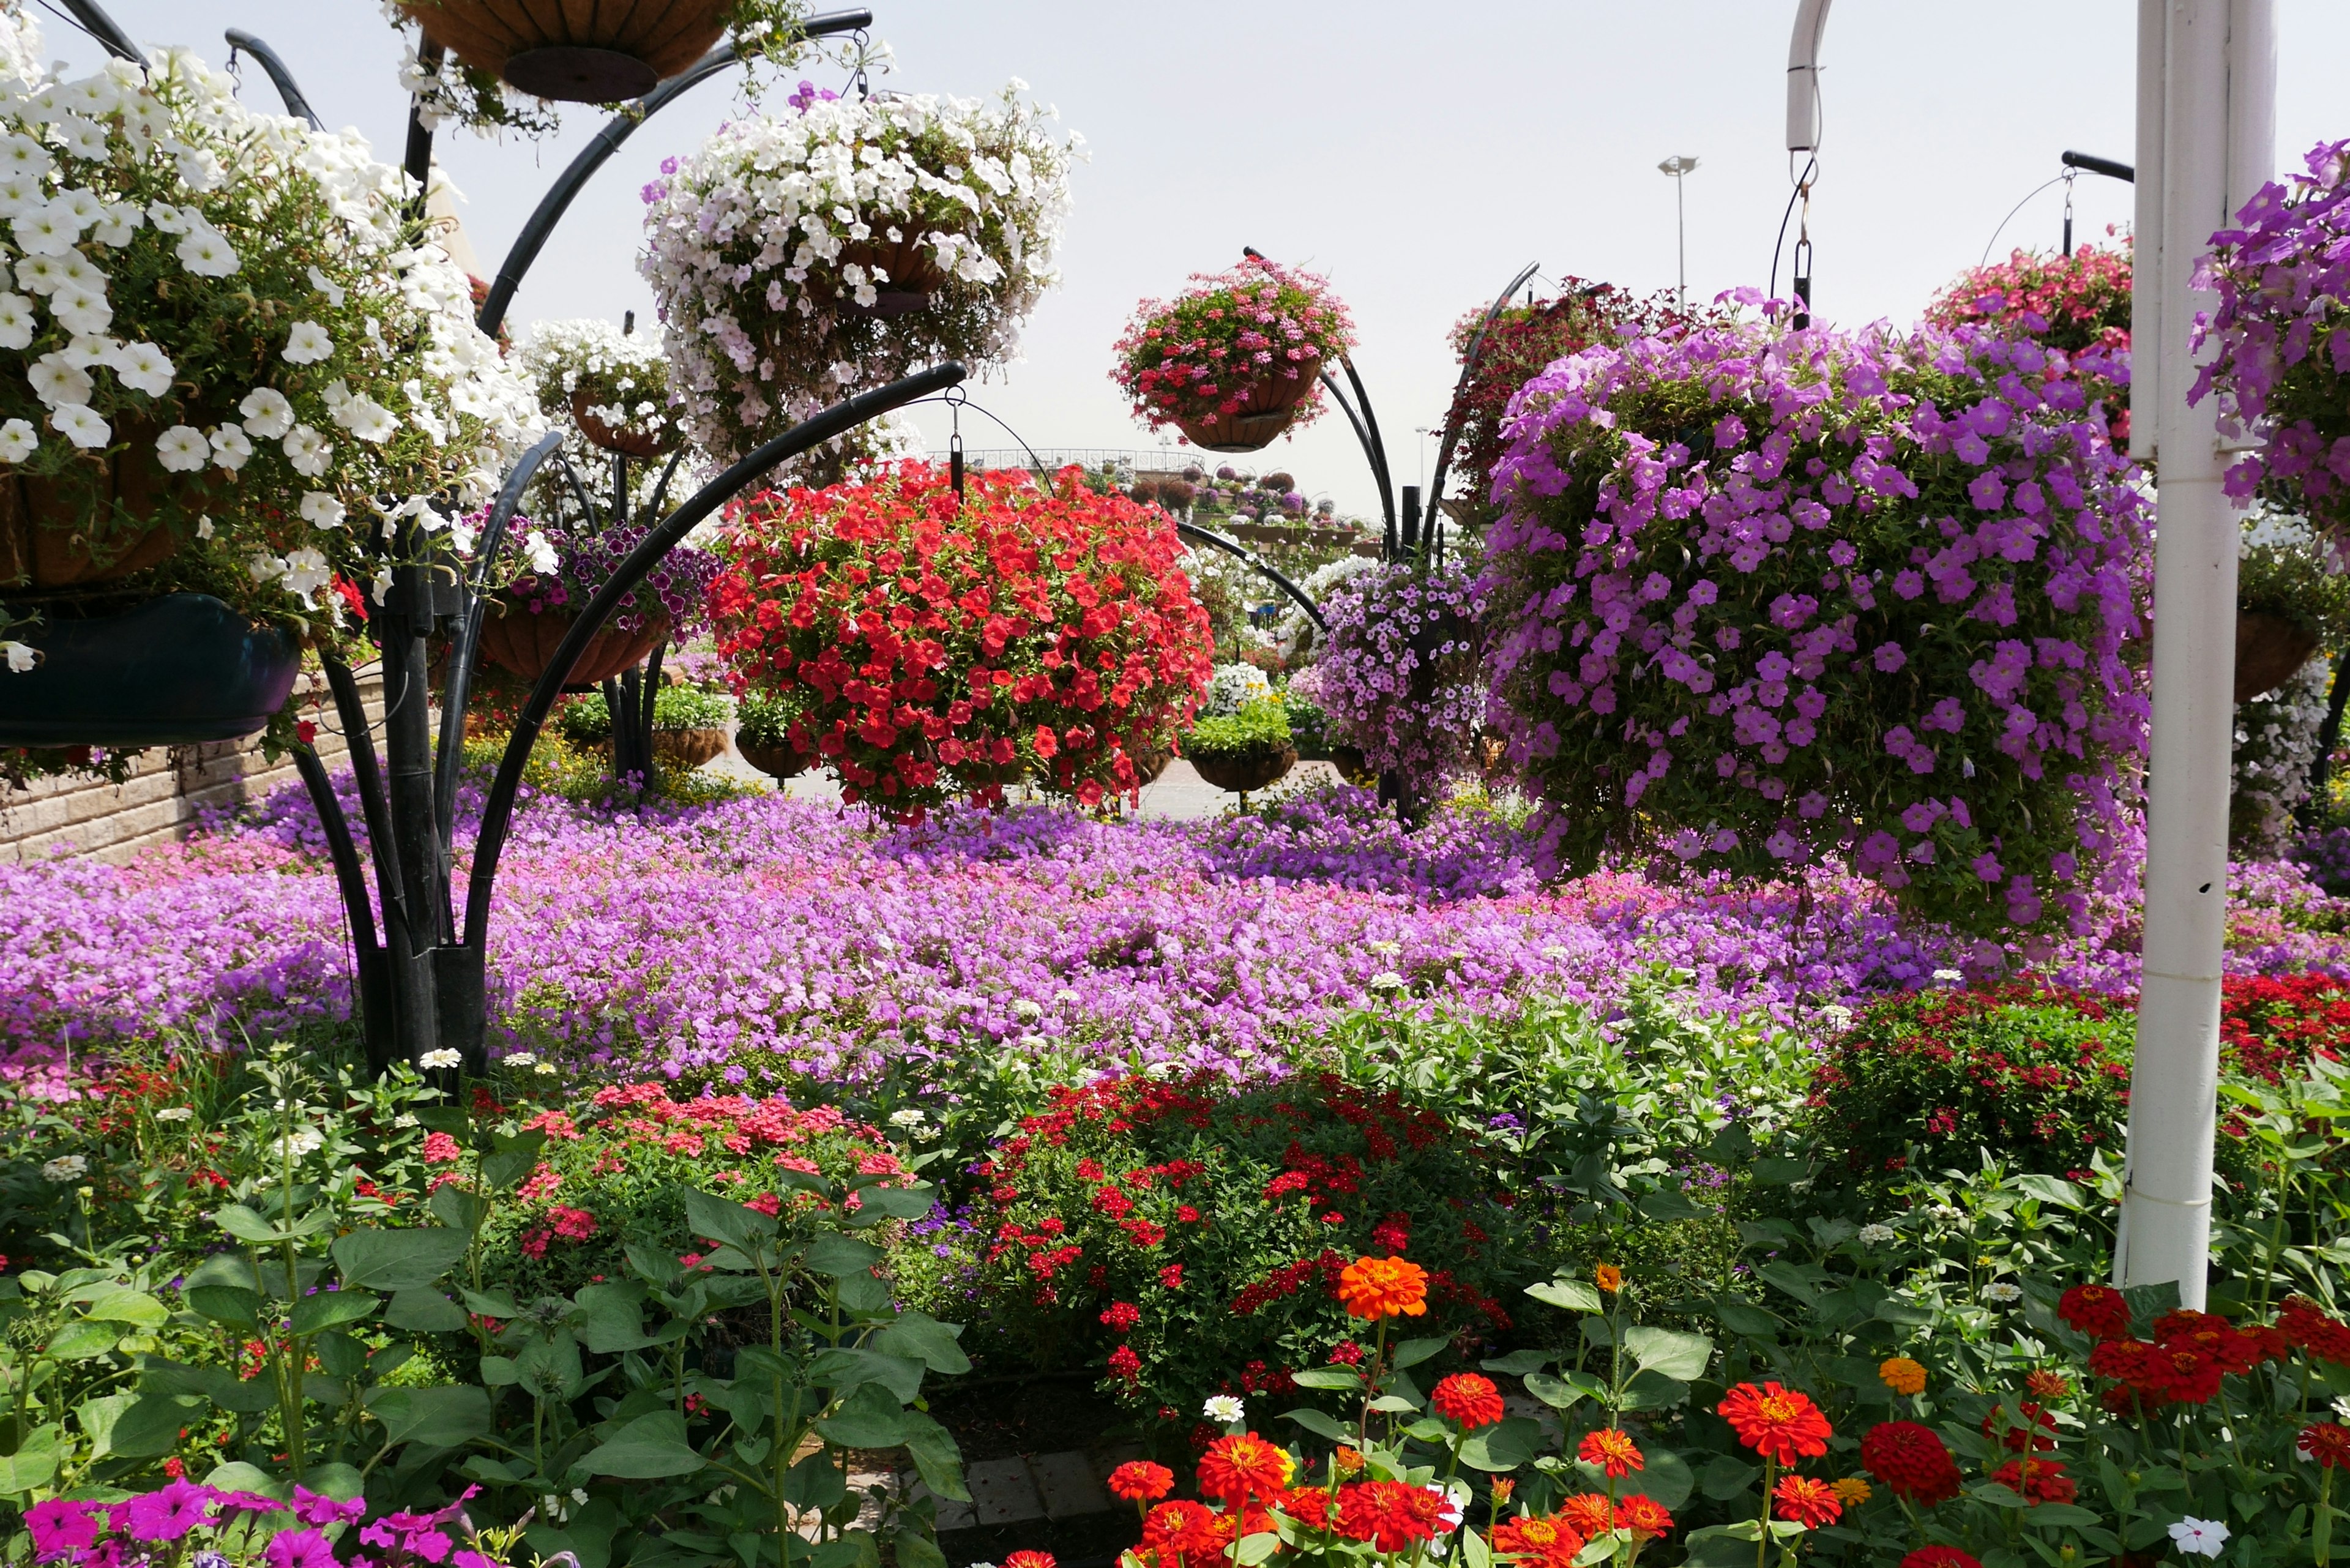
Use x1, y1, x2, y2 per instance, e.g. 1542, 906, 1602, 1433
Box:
554, 684, 733, 747
1282, 687, 1329, 758
736, 687, 805, 749
961, 1069, 1535, 1425
1184, 698, 1292, 761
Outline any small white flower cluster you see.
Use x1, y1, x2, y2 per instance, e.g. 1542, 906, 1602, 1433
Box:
1201, 661, 1274, 717
0, 16, 537, 625
2231, 651, 2332, 856
40, 1153, 86, 1182
519, 317, 678, 441
640, 80, 1076, 461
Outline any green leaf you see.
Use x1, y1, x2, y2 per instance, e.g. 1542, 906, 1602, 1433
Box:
384, 1288, 469, 1334
1236, 1533, 1281, 1566
105, 1393, 203, 1458
2012, 1174, 2085, 1209
1699, 1454, 1761, 1501
365, 1384, 493, 1451
1291, 1368, 1364, 1391
1526, 1279, 1603, 1313
811, 1348, 927, 1404
1457, 1416, 1542, 1473
1524, 1370, 1603, 1409
331, 1228, 469, 1293
875, 1310, 971, 1375
1756, 1260, 1827, 1307
480, 1129, 549, 1193
73, 1394, 135, 1460
851, 1185, 935, 1220
200, 1462, 288, 1503
81, 1288, 168, 1328
2025, 1503, 2105, 1528
573, 1283, 655, 1353
45, 1320, 120, 1360
429, 1183, 489, 1235
1618, 1369, 1690, 1411
458, 1287, 523, 1320
292, 1289, 381, 1336
1637, 1186, 1704, 1222
1282, 1408, 1351, 1442
816, 1383, 911, 1449
185, 1253, 259, 1291
1392, 1335, 1450, 1369
1708, 1296, 1784, 1337
0, 1425, 61, 1495
1750, 1157, 1809, 1185
578, 1410, 707, 1479
212, 1204, 287, 1244
805, 1234, 884, 1278
1367, 1395, 1417, 1414
683, 1188, 778, 1252
897, 1535, 947, 1568
1638, 1449, 1696, 1512
185, 1285, 261, 1329
1624, 1326, 1713, 1381
1480, 1349, 1550, 1377
901, 1409, 968, 1504
1463, 1526, 1492, 1568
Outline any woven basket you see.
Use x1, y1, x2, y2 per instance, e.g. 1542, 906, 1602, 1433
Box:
476, 597, 665, 690
653, 726, 728, 770
738, 741, 811, 780
0, 419, 195, 589
2235, 611, 2322, 702
1191, 745, 1297, 794
1329, 745, 1377, 787
838, 237, 949, 319
570, 389, 676, 459
1122, 744, 1173, 787
403, 0, 729, 101
1173, 370, 1318, 455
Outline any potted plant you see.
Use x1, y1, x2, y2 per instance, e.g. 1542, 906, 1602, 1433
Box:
1184, 698, 1296, 798
707, 460, 1214, 819
478, 512, 718, 689
395, 0, 818, 116
0, 32, 537, 755
1113, 256, 1356, 454
735, 687, 814, 780
556, 682, 734, 769
1288, 556, 1485, 804
519, 318, 684, 459
640, 80, 1075, 468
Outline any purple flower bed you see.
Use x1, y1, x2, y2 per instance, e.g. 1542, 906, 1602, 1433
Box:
5, 777, 2347, 1085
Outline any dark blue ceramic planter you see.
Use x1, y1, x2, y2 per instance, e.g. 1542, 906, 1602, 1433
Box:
0, 592, 301, 747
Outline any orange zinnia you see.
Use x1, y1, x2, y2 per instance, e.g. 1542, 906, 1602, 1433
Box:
1491, 1514, 1588, 1568
1196, 1433, 1294, 1504
1557, 1493, 1619, 1538
1878, 1357, 1927, 1396
1576, 1427, 1644, 1477
1108, 1461, 1176, 1502
1337, 1255, 1429, 1320
1594, 1263, 1623, 1293
1717, 1381, 1833, 1465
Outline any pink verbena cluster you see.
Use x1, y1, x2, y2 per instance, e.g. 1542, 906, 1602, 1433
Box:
1289, 557, 1485, 796
2195, 138, 2350, 535
1480, 310, 2150, 936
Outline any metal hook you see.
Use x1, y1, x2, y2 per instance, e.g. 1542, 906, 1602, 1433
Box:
1791, 176, 1815, 329
851, 26, 872, 100
945, 384, 966, 505
2062, 168, 2078, 257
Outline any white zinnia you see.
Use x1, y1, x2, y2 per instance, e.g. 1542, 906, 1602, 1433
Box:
41, 1154, 88, 1182
48, 402, 107, 447
1201, 1395, 1245, 1424
1857, 1222, 1898, 1247
154, 424, 209, 472
155, 1106, 194, 1122
280, 1127, 324, 1159
418, 1048, 463, 1070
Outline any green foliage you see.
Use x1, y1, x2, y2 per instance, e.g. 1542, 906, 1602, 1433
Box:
1283, 687, 1330, 758
2239, 519, 2350, 649
736, 687, 804, 750
556, 684, 734, 747
1185, 699, 1294, 761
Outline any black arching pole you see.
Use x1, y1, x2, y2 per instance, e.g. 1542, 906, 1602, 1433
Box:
223, 30, 321, 128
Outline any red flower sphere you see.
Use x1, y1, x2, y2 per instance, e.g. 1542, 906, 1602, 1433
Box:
1860, 1421, 1963, 1505
1431, 1373, 1507, 1430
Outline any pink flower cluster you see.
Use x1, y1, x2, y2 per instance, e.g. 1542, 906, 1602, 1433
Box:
1480, 308, 2149, 936
1111, 256, 1356, 435
1290, 557, 1486, 795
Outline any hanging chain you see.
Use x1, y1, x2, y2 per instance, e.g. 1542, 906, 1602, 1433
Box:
2062, 169, 2078, 257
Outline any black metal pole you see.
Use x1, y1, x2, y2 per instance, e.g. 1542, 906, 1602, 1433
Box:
56, 0, 140, 62
319, 652, 405, 1072
223, 30, 321, 128
2305, 651, 2350, 826
2061, 150, 2135, 184
1425, 262, 1540, 522
293, 744, 390, 1067
463, 362, 970, 947
1171, 521, 1328, 634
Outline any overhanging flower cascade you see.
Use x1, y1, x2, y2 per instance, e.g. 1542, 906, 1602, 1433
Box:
1289, 558, 1485, 797
0, 29, 537, 627
639, 81, 1075, 464
707, 461, 1213, 816
1480, 314, 2151, 936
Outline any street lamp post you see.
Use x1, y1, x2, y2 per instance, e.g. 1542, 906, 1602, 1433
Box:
1657, 154, 1699, 312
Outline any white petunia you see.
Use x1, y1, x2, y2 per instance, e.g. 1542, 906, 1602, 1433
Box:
0, 291, 32, 349
58, 75, 121, 117
299, 491, 345, 529
51, 286, 110, 335
279, 546, 331, 597
208, 424, 252, 471
173, 146, 222, 190
153, 424, 208, 472
0, 132, 52, 177
1201, 1395, 1245, 1424
337, 395, 398, 442
306, 265, 345, 307
55, 115, 108, 160
144, 200, 189, 234
418, 1047, 463, 1070
194, 515, 214, 540
59, 333, 114, 370
521, 531, 557, 574
28, 353, 91, 407
10, 200, 79, 256
3, 641, 38, 672
0, 173, 42, 219
13, 254, 64, 293
0, 417, 35, 461
40, 1154, 86, 1182
281, 424, 330, 477
174, 225, 240, 277
239, 387, 294, 437
247, 550, 285, 583
88, 201, 141, 245
280, 319, 333, 364
109, 340, 173, 397
155, 1106, 194, 1122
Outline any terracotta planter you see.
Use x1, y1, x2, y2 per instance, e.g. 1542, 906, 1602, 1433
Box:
0, 592, 299, 748
476, 597, 665, 690
0, 420, 196, 589
402, 0, 731, 102
1174, 371, 1319, 455
838, 237, 949, 319
2235, 610, 2322, 702
738, 740, 811, 780
570, 388, 676, 459
1191, 745, 1297, 794
653, 726, 728, 769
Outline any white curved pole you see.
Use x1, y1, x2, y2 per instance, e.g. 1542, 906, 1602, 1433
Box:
1786, 0, 1831, 154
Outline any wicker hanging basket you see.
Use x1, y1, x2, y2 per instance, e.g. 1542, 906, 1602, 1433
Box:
1121, 744, 1173, 787
0, 420, 196, 590
476, 595, 666, 691
2234, 610, 2322, 702
738, 740, 811, 780
652, 726, 728, 769
569, 389, 677, 459
1173, 371, 1319, 455
1190, 745, 1297, 794
402, 0, 731, 103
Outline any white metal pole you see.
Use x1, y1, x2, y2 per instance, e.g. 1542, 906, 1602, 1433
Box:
2119, 0, 2274, 1309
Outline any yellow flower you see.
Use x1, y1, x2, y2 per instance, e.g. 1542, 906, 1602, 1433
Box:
1878, 1356, 1928, 1396
1831, 1476, 1873, 1506
1595, 1263, 1624, 1294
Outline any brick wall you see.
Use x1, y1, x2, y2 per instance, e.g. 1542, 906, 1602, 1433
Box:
0, 664, 387, 865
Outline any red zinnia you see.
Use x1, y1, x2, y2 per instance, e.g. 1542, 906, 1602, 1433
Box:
1108, 1462, 1175, 1502
2056, 1283, 2132, 1340
1980, 1402, 2057, 1452
1490, 1515, 1587, 1568
1576, 1427, 1644, 1478
1431, 1373, 1506, 1429
2301, 1423, 2350, 1468
1556, 1494, 1619, 1539
1275, 1486, 1334, 1529
1860, 1421, 1963, 1505
1334, 1481, 1436, 1553
1196, 1433, 1293, 1504
1773, 1475, 1842, 1528
1901, 1551, 1985, 1568
1139, 1501, 1228, 1568
1991, 1457, 2076, 1506
1004, 1554, 1055, 1568
1717, 1382, 1832, 1465
1616, 1494, 1674, 1539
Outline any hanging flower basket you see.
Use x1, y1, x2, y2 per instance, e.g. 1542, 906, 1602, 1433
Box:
476, 598, 666, 690
521, 320, 684, 460
398, 0, 798, 103
0, 419, 210, 589
2235, 610, 2321, 702
1191, 745, 1297, 794
642, 83, 1076, 465
737, 740, 811, 780
652, 726, 728, 769
1114, 256, 1356, 455
476, 511, 716, 688
0, 593, 300, 748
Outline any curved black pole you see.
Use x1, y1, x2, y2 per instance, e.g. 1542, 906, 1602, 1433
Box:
464, 361, 969, 946
56, 0, 140, 62
2061, 150, 2135, 184
1174, 521, 1328, 635
1425, 261, 1540, 525
476, 7, 873, 339
223, 29, 320, 128
292, 743, 389, 1064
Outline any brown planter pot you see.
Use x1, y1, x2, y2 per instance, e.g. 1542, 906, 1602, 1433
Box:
1173, 370, 1319, 455
0, 419, 195, 589
653, 726, 728, 769
953, 758, 1028, 792
1123, 744, 1173, 786
2235, 610, 2323, 702
838, 237, 949, 319
403, 0, 730, 102
1191, 746, 1297, 794
1330, 745, 1377, 786
738, 740, 811, 780
570, 388, 676, 459
476, 597, 666, 690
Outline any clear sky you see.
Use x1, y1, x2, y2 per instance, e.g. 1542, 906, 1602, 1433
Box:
37, 1, 2350, 517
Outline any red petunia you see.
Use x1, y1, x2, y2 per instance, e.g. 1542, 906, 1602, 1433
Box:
1717, 1382, 1832, 1466
1860, 1421, 1963, 1505
1430, 1373, 1506, 1430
